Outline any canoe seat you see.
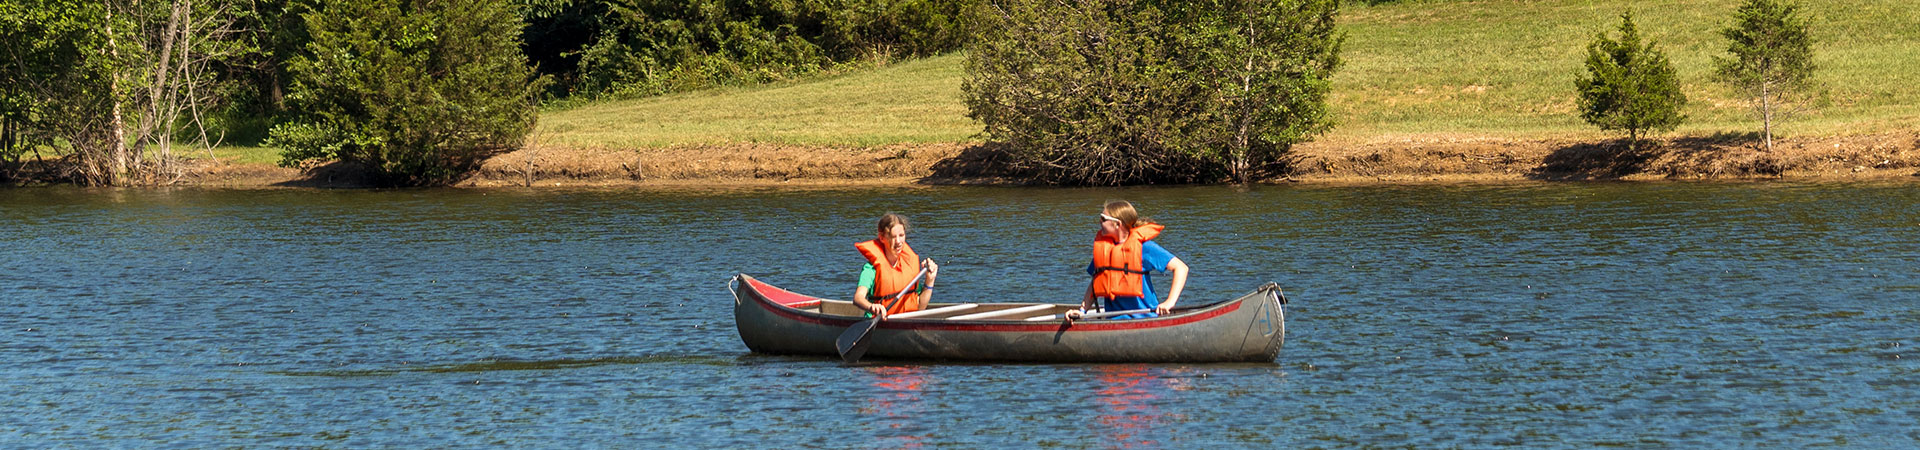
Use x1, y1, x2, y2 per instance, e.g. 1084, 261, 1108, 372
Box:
816, 300, 865, 317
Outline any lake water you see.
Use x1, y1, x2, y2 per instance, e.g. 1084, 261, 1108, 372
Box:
3, 182, 1917, 447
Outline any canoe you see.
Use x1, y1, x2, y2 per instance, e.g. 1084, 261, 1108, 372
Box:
730, 274, 1289, 363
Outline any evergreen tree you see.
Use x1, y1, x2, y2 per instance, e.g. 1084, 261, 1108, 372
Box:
268, 0, 544, 186
1714, 0, 1814, 152
1574, 11, 1686, 152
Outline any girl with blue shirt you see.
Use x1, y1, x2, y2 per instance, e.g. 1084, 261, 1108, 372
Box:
1068, 201, 1189, 321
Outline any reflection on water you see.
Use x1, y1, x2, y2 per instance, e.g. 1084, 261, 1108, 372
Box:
1094, 365, 1165, 448
269, 356, 736, 377
864, 366, 931, 448
3, 183, 1919, 447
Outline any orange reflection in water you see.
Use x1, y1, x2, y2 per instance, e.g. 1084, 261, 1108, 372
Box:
862, 365, 931, 448
1093, 365, 1189, 449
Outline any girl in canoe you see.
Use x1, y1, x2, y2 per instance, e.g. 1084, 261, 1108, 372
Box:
853, 213, 938, 319
1068, 201, 1188, 320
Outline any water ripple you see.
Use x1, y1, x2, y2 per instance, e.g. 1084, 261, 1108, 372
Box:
2, 182, 1918, 447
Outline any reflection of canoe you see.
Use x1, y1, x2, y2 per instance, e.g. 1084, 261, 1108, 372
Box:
730, 274, 1288, 363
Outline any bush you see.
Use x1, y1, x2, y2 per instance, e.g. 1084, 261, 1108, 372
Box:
269, 0, 543, 186
963, 0, 1342, 185
560, 0, 974, 100
1574, 11, 1687, 150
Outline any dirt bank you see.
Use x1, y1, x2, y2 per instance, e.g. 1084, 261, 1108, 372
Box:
458, 131, 1920, 186
23, 132, 1916, 188
1287, 131, 1920, 183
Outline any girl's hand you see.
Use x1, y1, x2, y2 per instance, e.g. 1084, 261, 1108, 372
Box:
924, 260, 939, 286
869, 303, 889, 320
1155, 302, 1175, 315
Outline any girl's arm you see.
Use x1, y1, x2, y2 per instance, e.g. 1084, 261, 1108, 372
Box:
918, 260, 937, 311
1157, 257, 1188, 314
1066, 282, 1096, 321
852, 285, 884, 317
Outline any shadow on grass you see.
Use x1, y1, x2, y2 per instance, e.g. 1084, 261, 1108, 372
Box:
273, 160, 380, 188
920, 142, 1034, 184
921, 143, 1305, 185
274, 147, 512, 188
1531, 131, 1778, 180
1530, 139, 1661, 180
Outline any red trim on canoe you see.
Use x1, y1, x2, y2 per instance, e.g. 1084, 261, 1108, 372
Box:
743, 276, 1241, 332
745, 278, 858, 326
748, 278, 825, 308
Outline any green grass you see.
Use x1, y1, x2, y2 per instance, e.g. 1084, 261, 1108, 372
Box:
537, 53, 977, 149
206, 145, 282, 165
21, 144, 282, 165
541, 0, 1920, 149
1329, 0, 1920, 140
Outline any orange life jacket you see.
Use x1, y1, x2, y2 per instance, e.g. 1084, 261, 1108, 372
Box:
1091, 223, 1164, 298
855, 239, 923, 314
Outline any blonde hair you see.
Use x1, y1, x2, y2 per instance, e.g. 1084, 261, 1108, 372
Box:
876, 213, 909, 236
1103, 200, 1153, 230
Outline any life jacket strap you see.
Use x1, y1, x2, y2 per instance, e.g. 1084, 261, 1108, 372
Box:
1093, 265, 1152, 275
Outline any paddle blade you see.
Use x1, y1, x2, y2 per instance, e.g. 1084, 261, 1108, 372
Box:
835, 318, 879, 363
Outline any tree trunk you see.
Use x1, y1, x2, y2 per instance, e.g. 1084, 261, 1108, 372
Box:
270, 70, 285, 111
1231, 13, 1256, 185
2, 117, 13, 161
107, 8, 129, 186
1761, 80, 1774, 152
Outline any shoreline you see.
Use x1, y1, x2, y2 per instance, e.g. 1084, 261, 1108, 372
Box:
13, 132, 1920, 188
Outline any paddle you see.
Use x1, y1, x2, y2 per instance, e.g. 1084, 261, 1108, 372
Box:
1037, 308, 1156, 322
835, 262, 931, 364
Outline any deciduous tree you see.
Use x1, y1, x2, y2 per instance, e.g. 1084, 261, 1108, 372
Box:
1714, 0, 1814, 152
963, 0, 1341, 185
0, 0, 243, 185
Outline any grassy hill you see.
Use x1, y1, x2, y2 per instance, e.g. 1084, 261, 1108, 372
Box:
537, 54, 975, 149
534, 0, 1920, 150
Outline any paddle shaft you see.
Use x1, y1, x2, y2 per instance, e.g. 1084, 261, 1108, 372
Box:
1076, 308, 1155, 320
836, 262, 930, 363
868, 261, 931, 317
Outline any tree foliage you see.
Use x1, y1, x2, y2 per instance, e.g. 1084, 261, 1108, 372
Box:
548, 0, 974, 100
0, 0, 110, 180
963, 0, 1342, 185
1574, 11, 1686, 150
268, 0, 544, 186
1, 0, 244, 185
1713, 0, 1814, 152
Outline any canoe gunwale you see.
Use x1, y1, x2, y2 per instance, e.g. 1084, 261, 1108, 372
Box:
734, 274, 1256, 330
731, 273, 1287, 362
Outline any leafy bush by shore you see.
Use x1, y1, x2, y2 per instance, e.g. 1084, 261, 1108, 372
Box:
1575, 11, 1687, 150
548, 0, 973, 100
268, 0, 543, 186
964, 0, 1342, 185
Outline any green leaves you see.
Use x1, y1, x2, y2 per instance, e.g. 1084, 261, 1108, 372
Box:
270, 0, 543, 186
964, 0, 1341, 185
563, 0, 972, 100
1713, 0, 1815, 151
1714, 0, 1815, 90
1574, 10, 1686, 147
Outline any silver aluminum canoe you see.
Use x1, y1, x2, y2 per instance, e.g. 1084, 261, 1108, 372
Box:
730, 274, 1288, 363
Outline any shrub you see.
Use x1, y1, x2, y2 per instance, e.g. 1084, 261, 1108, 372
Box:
269, 0, 544, 186
562, 0, 974, 100
963, 0, 1342, 185
1574, 11, 1687, 151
